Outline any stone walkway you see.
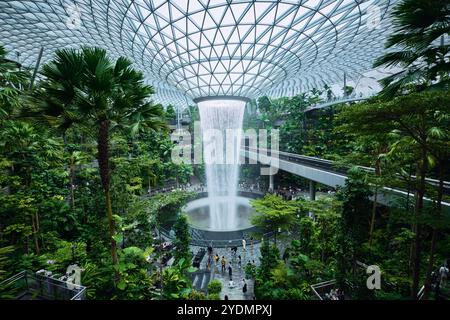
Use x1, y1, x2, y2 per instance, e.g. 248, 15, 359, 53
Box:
190, 243, 261, 300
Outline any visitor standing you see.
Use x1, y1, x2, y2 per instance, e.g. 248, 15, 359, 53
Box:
242, 237, 246, 251
207, 243, 213, 256
250, 236, 254, 252
439, 264, 449, 287
214, 254, 220, 268
206, 256, 211, 270
228, 264, 233, 280
221, 256, 226, 273
238, 255, 242, 269
242, 279, 247, 295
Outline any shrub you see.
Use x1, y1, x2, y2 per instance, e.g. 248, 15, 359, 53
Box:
207, 293, 221, 300
207, 279, 222, 295
186, 290, 207, 300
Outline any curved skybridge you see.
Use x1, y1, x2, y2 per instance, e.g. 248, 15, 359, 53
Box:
241, 147, 450, 214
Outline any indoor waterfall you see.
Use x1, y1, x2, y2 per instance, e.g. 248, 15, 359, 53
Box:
197, 99, 246, 231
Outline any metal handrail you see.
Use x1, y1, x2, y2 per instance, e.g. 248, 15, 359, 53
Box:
0, 270, 86, 300
243, 146, 450, 194
311, 280, 336, 300
158, 226, 279, 249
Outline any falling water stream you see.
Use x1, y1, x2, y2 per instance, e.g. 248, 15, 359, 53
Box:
198, 99, 246, 231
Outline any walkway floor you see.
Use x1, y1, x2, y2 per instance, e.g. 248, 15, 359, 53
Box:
190, 243, 261, 300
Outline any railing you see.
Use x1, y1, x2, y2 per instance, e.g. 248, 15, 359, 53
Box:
417, 267, 450, 300
311, 280, 337, 300
310, 261, 402, 300
145, 185, 267, 197
0, 271, 86, 300
159, 227, 258, 248
158, 225, 280, 249
305, 94, 371, 112
243, 146, 450, 195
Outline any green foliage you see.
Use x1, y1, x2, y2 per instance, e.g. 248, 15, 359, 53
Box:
0, 35, 449, 301
42, 239, 87, 272
257, 239, 280, 281
207, 293, 221, 300
161, 258, 196, 300
0, 46, 30, 118
0, 45, 197, 300
250, 194, 297, 234
149, 190, 195, 226
335, 169, 372, 289
374, 0, 450, 98
0, 246, 14, 281
244, 262, 257, 279
165, 105, 176, 121
79, 262, 113, 300
113, 246, 154, 299
173, 214, 192, 263
207, 279, 222, 295
185, 290, 207, 300
298, 218, 316, 255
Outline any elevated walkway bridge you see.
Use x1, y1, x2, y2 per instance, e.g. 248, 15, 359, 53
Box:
241, 147, 450, 214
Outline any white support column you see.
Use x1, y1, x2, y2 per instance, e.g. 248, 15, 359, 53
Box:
269, 173, 274, 193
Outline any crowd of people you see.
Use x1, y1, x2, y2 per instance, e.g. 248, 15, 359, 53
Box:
147, 180, 339, 203
146, 182, 207, 195
273, 186, 303, 200
238, 181, 265, 193
203, 238, 256, 300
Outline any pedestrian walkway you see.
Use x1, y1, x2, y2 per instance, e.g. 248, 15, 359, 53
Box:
191, 270, 212, 292
191, 243, 261, 300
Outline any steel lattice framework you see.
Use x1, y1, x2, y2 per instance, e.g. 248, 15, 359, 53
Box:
0, 0, 397, 109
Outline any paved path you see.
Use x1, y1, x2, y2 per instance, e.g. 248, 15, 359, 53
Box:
190, 243, 261, 300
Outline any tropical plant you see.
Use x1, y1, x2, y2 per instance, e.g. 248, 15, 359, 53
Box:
161, 258, 196, 300
337, 90, 450, 298
35, 47, 167, 270
0, 46, 30, 118
374, 0, 450, 98
335, 168, 372, 291
0, 246, 14, 281
250, 194, 298, 239
173, 214, 192, 263
207, 279, 222, 295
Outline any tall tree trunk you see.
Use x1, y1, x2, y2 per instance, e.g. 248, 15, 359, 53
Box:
411, 147, 427, 299
97, 120, 118, 268
31, 214, 40, 255
422, 162, 444, 299
159, 224, 164, 299
407, 167, 414, 276
369, 186, 378, 246
35, 211, 44, 251
369, 158, 381, 246
70, 164, 75, 209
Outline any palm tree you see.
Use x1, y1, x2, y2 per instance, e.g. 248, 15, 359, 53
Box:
36, 47, 166, 270
374, 0, 450, 98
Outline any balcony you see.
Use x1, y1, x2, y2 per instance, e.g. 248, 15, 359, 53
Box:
0, 271, 86, 300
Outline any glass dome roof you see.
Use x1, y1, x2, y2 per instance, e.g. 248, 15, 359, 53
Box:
0, 0, 398, 108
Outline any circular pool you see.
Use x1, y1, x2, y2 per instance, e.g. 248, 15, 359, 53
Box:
184, 196, 255, 232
